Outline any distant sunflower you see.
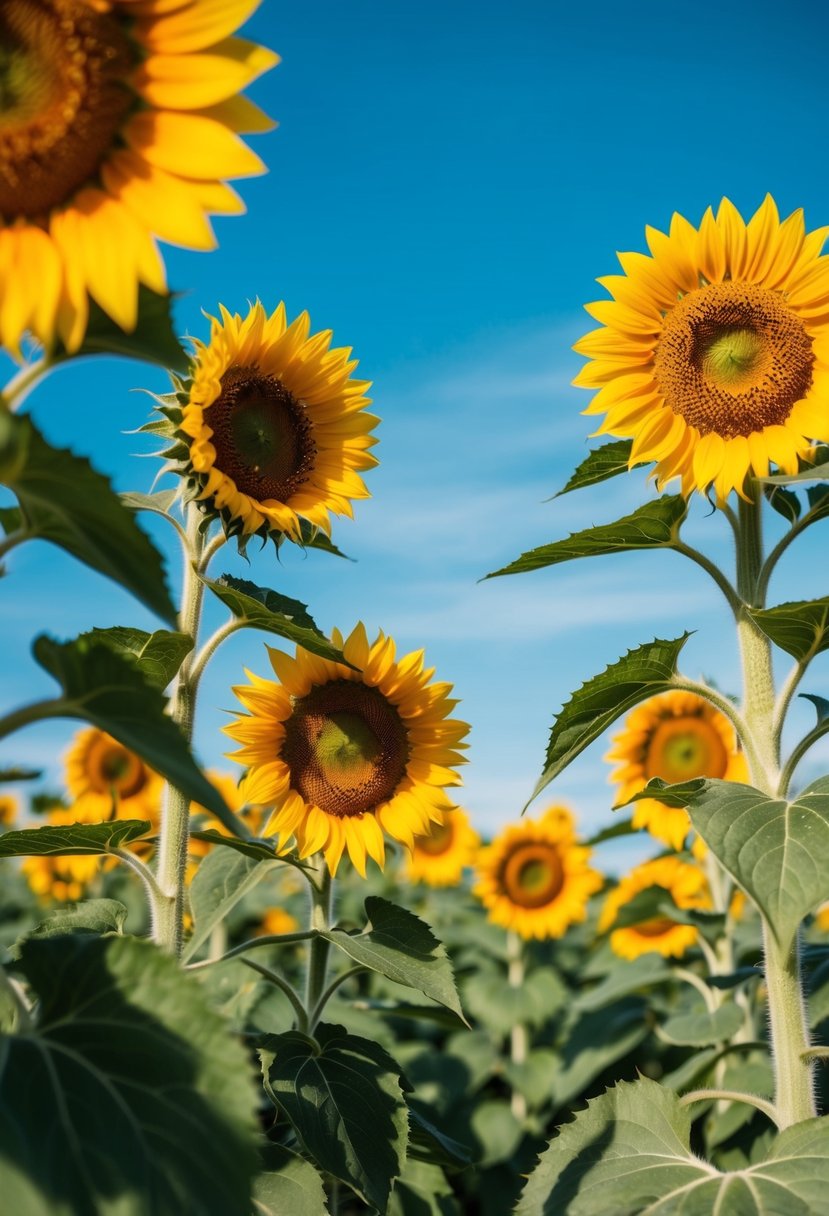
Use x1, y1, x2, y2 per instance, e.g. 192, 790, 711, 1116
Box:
473, 813, 602, 940
174, 301, 379, 543
0, 794, 17, 828
405, 808, 480, 887
606, 691, 747, 852
599, 856, 710, 960
574, 196, 829, 499
225, 624, 469, 876
21, 803, 110, 902
0, 0, 277, 355
257, 907, 299, 937
65, 726, 163, 822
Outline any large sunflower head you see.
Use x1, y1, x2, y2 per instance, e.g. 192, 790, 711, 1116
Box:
606, 690, 747, 852
574, 197, 829, 500
64, 725, 163, 822
0, 0, 276, 355
225, 624, 469, 877
165, 302, 379, 546
598, 856, 710, 960
473, 811, 602, 941
405, 807, 480, 887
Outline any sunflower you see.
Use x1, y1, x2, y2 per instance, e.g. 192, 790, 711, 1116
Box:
598, 856, 710, 960
405, 807, 480, 887
21, 802, 111, 901
473, 811, 602, 940
225, 624, 469, 877
64, 725, 163, 823
257, 907, 300, 937
574, 196, 829, 499
0, 0, 276, 355
0, 794, 17, 828
606, 691, 747, 852
172, 301, 379, 543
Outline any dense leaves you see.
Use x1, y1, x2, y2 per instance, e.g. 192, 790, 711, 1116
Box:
184, 849, 283, 962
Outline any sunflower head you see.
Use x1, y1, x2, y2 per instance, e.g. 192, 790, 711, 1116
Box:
157, 302, 379, 550
473, 810, 602, 940
64, 726, 163, 823
0, 0, 277, 355
225, 624, 469, 877
574, 196, 829, 501
598, 856, 710, 960
606, 690, 747, 852
405, 808, 480, 887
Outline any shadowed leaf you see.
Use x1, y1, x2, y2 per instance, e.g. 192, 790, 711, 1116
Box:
86, 626, 193, 689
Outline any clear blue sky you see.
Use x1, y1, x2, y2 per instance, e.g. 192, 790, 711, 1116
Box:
4, 0, 829, 870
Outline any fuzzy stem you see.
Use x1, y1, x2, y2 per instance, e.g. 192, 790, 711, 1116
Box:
507, 930, 528, 1121
735, 491, 815, 1127
153, 505, 207, 956
305, 861, 334, 1031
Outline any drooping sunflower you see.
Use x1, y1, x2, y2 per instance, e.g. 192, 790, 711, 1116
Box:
574, 196, 829, 500
171, 301, 379, 543
473, 811, 602, 940
405, 807, 480, 887
225, 624, 469, 876
64, 726, 163, 823
598, 856, 710, 961
0, 0, 277, 355
606, 691, 747, 852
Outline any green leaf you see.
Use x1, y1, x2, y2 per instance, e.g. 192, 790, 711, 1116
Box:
803, 694, 829, 725
31, 633, 232, 824
530, 634, 690, 802
260, 1022, 409, 1212
0, 766, 41, 783
0, 413, 175, 623
0, 504, 22, 534
574, 953, 671, 1011
0, 934, 258, 1215
554, 439, 637, 496
322, 897, 466, 1022
201, 573, 353, 666
519, 1078, 829, 1215
184, 849, 281, 962
57, 285, 188, 372
120, 489, 179, 516
0, 819, 150, 857
389, 1160, 459, 1216
764, 483, 802, 523
486, 497, 687, 578
188, 829, 288, 863
748, 598, 829, 662
551, 998, 649, 1111
407, 1104, 472, 1168
584, 816, 637, 846
86, 626, 193, 689
23, 898, 128, 941
253, 1145, 329, 1216
637, 776, 829, 951
504, 1049, 558, 1109
469, 1100, 523, 1166
660, 1002, 745, 1046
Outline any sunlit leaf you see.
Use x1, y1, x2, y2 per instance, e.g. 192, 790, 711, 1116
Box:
22, 898, 128, 941
253, 1145, 329, 1216
748, 598, 829, 662
554, 439, 637, 497
0, 819, 150, 857
85, 626, 193, 689
184, 849, 280, 963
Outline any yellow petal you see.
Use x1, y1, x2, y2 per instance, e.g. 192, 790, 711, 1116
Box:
125, 110, 266, 180
135, 38, 280, 109
136, 0, 263, 54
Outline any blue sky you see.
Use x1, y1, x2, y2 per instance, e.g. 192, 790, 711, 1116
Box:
4, 0, 829, 870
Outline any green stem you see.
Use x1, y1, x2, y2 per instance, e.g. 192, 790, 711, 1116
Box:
241, 958, 308, 1032
183, 930, 318, 971
679, 1088, 779, 1126
507, 930, 528, 1122
1, 356, 52, 413
0, 527, 30, 562
0, 698, 65, 740
305, 861, 334, 1032
735, 490, 815, 1127
309, 965, 366, 1028
188, 617, 245, 693
672, 541, 742, 617
153, 504, 208, 956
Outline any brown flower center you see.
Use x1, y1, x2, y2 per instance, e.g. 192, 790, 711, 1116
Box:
501, 842, 564, 909
282, 680, 409, 818
653, 282, 814, 437
90, 742, 148, 800
644, 714, 729, 784
0, 0, 134, 220
414, 818, 454, 857
203, 366, 317, 504
633, 916, 676, 938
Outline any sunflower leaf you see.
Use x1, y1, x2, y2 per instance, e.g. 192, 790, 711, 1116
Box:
183, 849, 281, 963
29, 633, 233, 825
120, 489, 180, 516
554, 439, 638, 497
85, 625, 194, 689
321, 897, 466, 1022
253, 1144, 329, 1216
0, 412, 175, 623
748, 598, 829, 662
259, 1022, 409, 1212
201, 574, 355, 667
0, 935, 259, 1215
56, 285, 188, 372
803, 693, 829, 725
633, 776, 829, 951
0, 819, 151, 857
0, 766, 41, 783
529, 634, 691, 804
659, 1002, 745, 1047
517, 1077, 829, 1215
485, 496, 688, 578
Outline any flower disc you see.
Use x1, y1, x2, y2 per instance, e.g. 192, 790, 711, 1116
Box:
0, 0, 278, 354
598, 856, 710, 960
473, 811, 602, 940
405, 808, 480, 887
225, 624, 469, 876
574, 196, 829, 499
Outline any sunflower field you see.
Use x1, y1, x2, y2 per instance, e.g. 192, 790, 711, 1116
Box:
4, 3, 829, 1215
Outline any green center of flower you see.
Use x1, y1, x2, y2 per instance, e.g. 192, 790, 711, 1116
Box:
415, 818, 454, 856
282, 679, 410, 818
205, 367, 317, 506
645, 714, 729, 784
502, 842, 565, 909
0, 1, 134, 220
653, 281, 814, 438
94, 745, 146, 799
